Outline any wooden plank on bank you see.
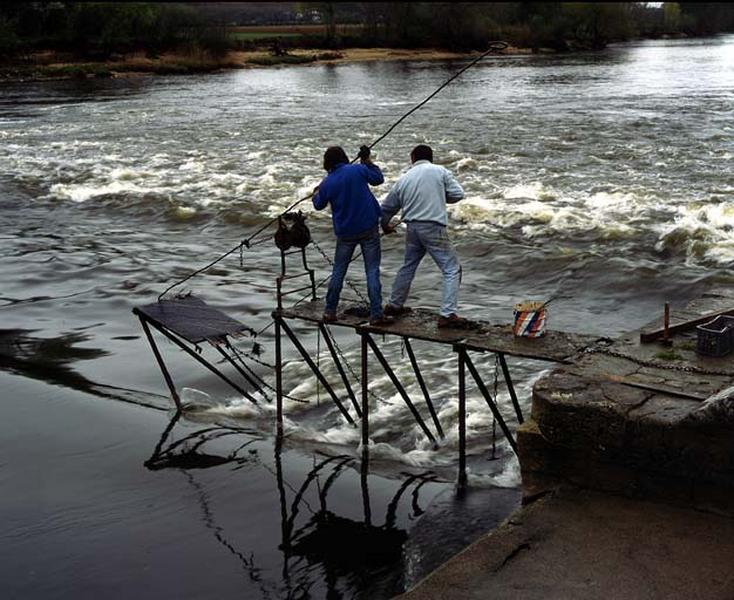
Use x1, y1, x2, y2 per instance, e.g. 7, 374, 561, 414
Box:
640, 307, 734, 343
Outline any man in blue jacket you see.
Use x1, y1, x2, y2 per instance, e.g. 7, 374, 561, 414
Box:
313, 145, 392, 326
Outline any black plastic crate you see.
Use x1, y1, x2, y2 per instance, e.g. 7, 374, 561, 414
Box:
696, 315, 734, 357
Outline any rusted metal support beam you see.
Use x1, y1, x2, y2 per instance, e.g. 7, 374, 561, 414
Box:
147, 320, 259, 405
319, 323, 361, 418
498, 352, 523, 424
278, 318, 355, 425
138, 315, 181, 411
404, 337, 444, 439
214, 345, 268, 403
361, 332, 369, 452
457, 345, 467, 488
363, 333, 438, 446
463, 350, 518, 454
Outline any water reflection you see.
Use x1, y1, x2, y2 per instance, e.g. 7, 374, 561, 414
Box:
145, 414, 446, 598
0, 328, 168, 410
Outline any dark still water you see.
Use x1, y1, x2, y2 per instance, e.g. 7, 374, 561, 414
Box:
1, 36, 733, 598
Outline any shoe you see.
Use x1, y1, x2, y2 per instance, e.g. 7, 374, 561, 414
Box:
369, 315, 395, 327
437, 314, 472, 329
322, 311, 337, 323
384, 304, 412, 317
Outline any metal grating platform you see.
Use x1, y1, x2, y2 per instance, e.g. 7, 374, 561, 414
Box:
134, 295, 251, 345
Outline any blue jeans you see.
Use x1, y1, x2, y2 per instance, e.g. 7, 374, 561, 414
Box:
389, 222, 460, 317
325, 227, 383, 319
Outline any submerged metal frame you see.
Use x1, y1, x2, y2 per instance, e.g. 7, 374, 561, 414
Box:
362, 331, 438, 447
318, 322, 361, 418
139, 298, 527, 489
274, 439, 435, 588
454, 345, 523, 486
403, 337, 445, 440
134, 310, 262, 410
274, 315, 356, 427
273, 310, 527, 488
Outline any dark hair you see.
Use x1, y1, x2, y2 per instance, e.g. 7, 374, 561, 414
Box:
323, 146, 349, 172
410, 144, 433, 163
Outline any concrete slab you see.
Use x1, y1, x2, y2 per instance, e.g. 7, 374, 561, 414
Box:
402, 287, 734, 599
520, 287, 734, 508
400, 488, 734, 600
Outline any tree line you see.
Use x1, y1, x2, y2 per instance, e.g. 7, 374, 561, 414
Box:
0, 2, 228, 58
310, 2, 734, 51
2, 2, 734, 58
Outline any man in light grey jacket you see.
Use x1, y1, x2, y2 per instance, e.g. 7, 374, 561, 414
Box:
380, 144, 468, 328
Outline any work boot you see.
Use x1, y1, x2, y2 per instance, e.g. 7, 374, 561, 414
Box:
369, 315, 395, 327
322, 311, 337, 324
437, 314, 472, 329
384, 304, 412, 317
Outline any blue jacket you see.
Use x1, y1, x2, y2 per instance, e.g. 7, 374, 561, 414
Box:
313, 162, 384, 238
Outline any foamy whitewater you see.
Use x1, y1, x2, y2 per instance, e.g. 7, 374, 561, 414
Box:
2, 37, 733, 486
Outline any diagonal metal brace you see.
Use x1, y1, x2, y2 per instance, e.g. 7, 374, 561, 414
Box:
318, 323, 362, 418
462, 349, 517, 454
214, 345, 269, 403
278, 318, 355, 425
363, 332, 437, 446
498, 352, 523, 424
144, 317, 259, 405
404, 338, 444, 439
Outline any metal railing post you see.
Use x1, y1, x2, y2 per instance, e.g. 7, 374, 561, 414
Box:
361, 331, 369, 451
457, 344, 467, 488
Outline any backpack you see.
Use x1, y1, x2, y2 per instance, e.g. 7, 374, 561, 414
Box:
274, 212, 311, 250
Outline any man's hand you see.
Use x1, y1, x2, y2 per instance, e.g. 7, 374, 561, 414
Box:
358, 145, 371, 163
382, 222, 396, 235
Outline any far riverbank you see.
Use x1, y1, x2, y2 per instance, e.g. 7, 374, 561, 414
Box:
0, 45, 545, 82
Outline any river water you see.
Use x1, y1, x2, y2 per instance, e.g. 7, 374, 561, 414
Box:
2, 37, 733, 598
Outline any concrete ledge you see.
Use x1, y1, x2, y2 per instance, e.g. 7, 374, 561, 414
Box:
530, 370, 734, 491
518, 419, 734, 516
400, 488, 734, 599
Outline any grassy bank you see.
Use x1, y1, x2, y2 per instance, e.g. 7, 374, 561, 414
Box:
0, 50, 242, 81
0, 47, 499, 82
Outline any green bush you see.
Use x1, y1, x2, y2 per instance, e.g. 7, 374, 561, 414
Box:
0, 15, 19, 55
0, 2, 232, 58
248, 54, 315, 66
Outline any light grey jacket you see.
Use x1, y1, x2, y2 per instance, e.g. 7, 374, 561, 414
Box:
381, 160, 464, 227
